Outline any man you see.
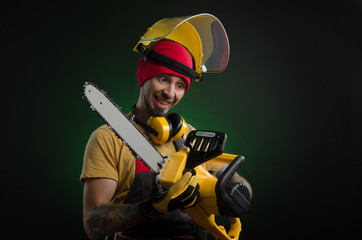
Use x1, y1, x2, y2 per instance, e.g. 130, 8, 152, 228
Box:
81, 15, 252, 240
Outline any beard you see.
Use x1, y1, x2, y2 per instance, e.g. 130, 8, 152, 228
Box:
142, 88, 168, 117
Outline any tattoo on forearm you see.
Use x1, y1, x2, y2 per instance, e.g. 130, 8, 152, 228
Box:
88, 203, 146, 239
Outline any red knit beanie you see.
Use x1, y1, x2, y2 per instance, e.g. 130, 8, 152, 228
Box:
137, 40, 193, 93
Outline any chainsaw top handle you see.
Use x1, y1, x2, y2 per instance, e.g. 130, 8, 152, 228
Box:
215, 155, 251, 217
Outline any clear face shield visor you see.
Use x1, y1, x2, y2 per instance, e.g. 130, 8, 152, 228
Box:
134, 13, 230, 81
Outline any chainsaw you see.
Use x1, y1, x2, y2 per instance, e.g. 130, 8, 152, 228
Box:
82, 82, 251, 240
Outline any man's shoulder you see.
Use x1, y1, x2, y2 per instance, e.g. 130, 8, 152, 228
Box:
185, 123, 196, 136
90, 124, 119, 141
92, 124, 112, 133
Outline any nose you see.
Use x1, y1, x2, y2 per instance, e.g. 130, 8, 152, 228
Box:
162, 83, 176, 99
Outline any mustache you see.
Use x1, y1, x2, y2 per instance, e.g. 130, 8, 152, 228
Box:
156, 92, 174, 102
142, 93, 169, 117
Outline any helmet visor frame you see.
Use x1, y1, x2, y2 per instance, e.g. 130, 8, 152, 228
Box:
135, 13, 230, 77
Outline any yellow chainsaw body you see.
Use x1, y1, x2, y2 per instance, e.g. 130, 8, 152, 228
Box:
160, 148, 242, 240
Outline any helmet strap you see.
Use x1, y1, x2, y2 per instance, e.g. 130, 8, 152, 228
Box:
137, 43, 201, 81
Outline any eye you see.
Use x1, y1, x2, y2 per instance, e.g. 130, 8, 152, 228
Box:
176, 82, 186, 90
158, 75, 167, 82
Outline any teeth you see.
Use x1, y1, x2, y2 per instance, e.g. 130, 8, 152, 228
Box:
158, 99, 169, 105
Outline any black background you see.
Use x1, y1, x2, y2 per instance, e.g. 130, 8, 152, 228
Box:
3, 0, 361, 239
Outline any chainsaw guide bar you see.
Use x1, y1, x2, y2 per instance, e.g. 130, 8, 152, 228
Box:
82, 82, 165, 174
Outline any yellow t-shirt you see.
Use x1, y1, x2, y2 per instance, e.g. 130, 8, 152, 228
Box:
80, 122, 223, 204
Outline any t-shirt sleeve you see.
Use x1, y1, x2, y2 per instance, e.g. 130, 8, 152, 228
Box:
80, 126, 119, 183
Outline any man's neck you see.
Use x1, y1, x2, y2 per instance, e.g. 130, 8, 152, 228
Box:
133, 103, 150, 124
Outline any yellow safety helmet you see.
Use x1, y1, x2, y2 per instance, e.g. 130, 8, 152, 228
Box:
134, 13, 230, 82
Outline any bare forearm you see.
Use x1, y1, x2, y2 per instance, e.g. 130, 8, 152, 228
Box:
230, 173, 253, 199
86, 203, 148, 240
210, 168, 253, 199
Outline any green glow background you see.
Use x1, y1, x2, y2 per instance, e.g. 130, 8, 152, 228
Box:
4, 1, 361, 239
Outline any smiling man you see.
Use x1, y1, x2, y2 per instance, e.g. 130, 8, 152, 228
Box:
81, 14, 252, 240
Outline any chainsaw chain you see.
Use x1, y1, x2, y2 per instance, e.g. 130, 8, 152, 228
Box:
82, 81, 164, 173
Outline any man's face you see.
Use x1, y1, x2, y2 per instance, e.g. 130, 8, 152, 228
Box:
140, 74, 187, 116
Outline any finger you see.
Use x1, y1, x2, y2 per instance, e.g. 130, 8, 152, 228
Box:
168, 183, 200, 211
168, 171, 192, 196
183, 184, 200, 209
188, 175, 198, 188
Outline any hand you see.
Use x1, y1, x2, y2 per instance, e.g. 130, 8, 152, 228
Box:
151, 171, 200, 213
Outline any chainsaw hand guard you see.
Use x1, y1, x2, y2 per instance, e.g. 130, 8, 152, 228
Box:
184, 130, 227, 170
